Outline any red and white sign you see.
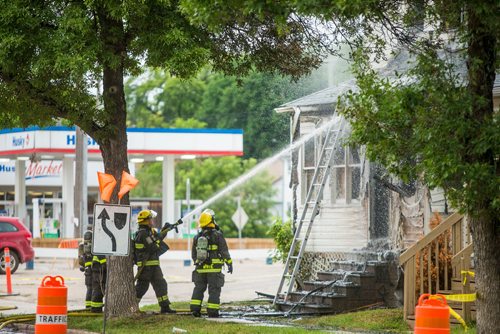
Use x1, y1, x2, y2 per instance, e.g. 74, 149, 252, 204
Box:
0, 160, 135, 187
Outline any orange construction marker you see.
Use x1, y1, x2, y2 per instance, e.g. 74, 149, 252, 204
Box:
4, 247, 12, 294
35, 276, 68, 334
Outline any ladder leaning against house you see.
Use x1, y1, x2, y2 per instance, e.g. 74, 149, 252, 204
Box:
273, 117, 346, 305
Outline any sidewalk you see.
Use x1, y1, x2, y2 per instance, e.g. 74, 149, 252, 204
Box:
33, 247, 275, 260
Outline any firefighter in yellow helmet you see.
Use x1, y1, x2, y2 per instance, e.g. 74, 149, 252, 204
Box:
134, 209, 175, 314
190, 209, 232, 318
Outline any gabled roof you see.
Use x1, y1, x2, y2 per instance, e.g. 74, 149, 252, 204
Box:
275, 79, 356, 113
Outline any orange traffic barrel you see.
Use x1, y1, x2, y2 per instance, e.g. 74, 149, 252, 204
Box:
415, 293, 450, 334
35, 275, 68, 334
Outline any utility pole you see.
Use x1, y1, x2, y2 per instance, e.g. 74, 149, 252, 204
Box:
74, 126, 88, 237
186, 178, 191, 252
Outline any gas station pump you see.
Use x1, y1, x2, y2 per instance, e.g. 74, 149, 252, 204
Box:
0, 200, 15, 217
32, 198, 64, 238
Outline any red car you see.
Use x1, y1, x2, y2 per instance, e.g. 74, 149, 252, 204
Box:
0, 217, 35, 274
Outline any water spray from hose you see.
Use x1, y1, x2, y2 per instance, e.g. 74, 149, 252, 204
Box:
181, 115, 341, 223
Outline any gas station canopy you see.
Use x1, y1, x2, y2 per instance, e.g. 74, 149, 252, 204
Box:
0, 126, 243, 161
0, 126, 243, 238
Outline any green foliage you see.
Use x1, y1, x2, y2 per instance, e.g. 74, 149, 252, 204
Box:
125, 69, 328, 159
130, 162, 163, 198
341, 51, 500, 218
169, 117, 207, 129
268, 218, 296, 263
197, 72, 293, 159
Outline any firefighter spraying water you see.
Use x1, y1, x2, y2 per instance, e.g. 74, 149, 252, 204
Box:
133, 209, 183, 314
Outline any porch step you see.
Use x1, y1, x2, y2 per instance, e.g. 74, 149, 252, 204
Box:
276, 254, 393, 315
274, 300, 346, 315
316, 270, 376, 285
342, 251, 384, 262
301, 281, 363, 296
330, 260, 390, 274
276, 291, 381, 314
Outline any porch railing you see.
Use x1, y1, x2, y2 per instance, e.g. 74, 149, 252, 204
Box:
399, 212, 474, 324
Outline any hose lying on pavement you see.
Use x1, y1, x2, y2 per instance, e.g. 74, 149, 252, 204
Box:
0, 306, 17, 311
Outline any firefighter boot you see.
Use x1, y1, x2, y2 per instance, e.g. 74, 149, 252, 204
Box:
160, 303, 176, 314
207, 309, 219, 318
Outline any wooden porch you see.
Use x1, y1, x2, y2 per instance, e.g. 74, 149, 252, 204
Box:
399, 212, 475, 328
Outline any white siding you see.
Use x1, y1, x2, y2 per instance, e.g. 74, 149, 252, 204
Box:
299, 204, 369, 252
429, 188, 447, 213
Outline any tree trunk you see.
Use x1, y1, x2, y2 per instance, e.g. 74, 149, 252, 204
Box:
97, 7, 139, 317
469, 213, 500, 333
466, 4, 500, 333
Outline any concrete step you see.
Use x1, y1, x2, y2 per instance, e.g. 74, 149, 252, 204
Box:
343, 251, 384, 262
287, 291, 346, 306
330, 260, 390, 273
315, 270, 376, 285
330, 261, 370, 272
274, 300, 344, 315
302, 280, 360, 294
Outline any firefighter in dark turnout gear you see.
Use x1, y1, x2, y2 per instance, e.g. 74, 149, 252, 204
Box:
134, 209, 176, 314
91, 253, 107, 313
78, 226, 93, 309
190, 209, 232, 318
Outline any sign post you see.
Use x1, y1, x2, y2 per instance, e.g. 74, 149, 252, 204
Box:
231, 197, 248, 250
92, 203, 131, 334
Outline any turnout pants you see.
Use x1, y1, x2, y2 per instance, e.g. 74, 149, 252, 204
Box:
190, 271, 225, 317
91, 264, 107, 312
84, 269, 92, 309
135, 266, 170, 308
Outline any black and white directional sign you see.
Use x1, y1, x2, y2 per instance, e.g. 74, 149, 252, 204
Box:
92, 204, 131, 256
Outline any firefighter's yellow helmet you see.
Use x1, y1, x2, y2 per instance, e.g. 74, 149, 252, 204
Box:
137, 209, 157, 224
199, 209, 215, 228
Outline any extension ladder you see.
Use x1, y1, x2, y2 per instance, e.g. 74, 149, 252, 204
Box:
273, 117, 346, 305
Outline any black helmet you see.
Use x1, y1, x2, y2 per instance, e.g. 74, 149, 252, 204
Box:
84, 230, 93, 242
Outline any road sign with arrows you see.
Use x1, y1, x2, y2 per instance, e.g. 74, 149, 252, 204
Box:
92, 204, 131, 256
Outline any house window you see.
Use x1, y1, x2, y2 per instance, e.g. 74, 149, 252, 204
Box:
302, 138, 316, 203
300, 129, 362, 206
331, 145, 362, 204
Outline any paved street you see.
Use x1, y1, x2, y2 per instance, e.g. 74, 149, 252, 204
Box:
0, 249, 283, 315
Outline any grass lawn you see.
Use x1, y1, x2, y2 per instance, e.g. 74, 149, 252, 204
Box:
22, 301, 474, 334
297, 308, 410, 333
68, 314, 322, 334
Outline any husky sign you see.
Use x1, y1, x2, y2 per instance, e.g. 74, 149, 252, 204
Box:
92, 204, 131, 256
